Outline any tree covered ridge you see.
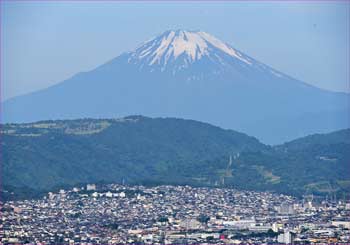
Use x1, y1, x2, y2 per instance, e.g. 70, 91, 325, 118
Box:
2, 116, 349, 200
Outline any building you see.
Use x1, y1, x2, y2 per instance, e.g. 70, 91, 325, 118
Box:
278, 203, 294, 215
332, 221, 350, 229
223, 219, 256, 229
278, 231, 296, 244
86, 184, 96, 191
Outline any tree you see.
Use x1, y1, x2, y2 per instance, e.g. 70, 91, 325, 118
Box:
197, 214, 210, 224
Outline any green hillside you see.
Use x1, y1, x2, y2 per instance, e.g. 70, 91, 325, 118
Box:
1, 116, 349, 200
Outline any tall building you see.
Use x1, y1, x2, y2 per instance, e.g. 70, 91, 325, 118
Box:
277, 231, 296, 244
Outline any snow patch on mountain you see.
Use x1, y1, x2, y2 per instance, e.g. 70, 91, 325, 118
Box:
123, 29, 293, 81
128, 30, 253, 71
197, 31, 251, 65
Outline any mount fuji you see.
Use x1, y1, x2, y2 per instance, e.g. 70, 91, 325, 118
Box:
2, 30, 349, 144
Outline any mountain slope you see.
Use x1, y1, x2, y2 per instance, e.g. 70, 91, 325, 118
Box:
2, 117, 349, 199
2, 116, 266, 191
278, 128, 350, 151
2, 30, 349, 144
235, 129, 350, 196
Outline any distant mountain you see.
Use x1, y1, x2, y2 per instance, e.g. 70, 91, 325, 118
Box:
2, 30, 349, 144
2, 116, 349, 200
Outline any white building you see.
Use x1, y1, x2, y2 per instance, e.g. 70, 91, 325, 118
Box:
345, 203, 350, 210
332, 221, 350, 229
278, 203, 295, 215
223, 219, 256, 229
272, 223, 279, 232
277, 231, 295, 244
86, 184, 96, 191
105, 191, 113, 198
249, 225, 271, 232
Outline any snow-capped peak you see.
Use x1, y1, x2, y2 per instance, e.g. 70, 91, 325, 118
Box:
128, 30, 252, 71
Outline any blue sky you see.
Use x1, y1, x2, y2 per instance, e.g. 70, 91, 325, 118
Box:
1, 1, 349, 101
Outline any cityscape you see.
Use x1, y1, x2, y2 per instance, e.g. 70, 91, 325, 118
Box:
2, 184, 350, 244
2, 2, 350, 245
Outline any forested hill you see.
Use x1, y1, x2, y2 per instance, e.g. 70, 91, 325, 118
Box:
2, 116, 349, 200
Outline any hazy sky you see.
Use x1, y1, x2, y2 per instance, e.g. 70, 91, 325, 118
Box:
1, 1, 349, 101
